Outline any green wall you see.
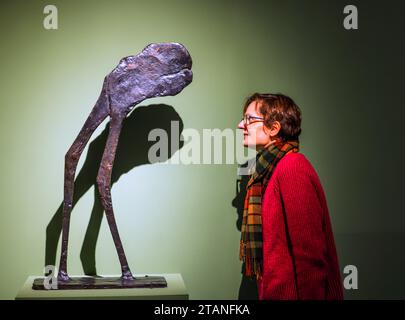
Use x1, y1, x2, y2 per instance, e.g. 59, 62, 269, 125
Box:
1, 0, 404, 299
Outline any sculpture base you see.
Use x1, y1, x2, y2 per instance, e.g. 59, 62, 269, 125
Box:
32, 275, 167, 290
16, 274, 188, 299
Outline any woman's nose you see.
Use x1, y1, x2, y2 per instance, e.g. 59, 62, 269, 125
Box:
237, 120, 246, 130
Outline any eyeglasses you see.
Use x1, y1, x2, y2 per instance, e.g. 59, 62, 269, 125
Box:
241, 115, 264, 126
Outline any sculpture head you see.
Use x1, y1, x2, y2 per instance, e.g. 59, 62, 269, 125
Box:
107, 42, 193, 113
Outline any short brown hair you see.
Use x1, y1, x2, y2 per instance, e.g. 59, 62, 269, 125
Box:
243, 93, 302, 142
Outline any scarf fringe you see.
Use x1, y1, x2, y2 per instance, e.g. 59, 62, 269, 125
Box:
240, 240, 263, 280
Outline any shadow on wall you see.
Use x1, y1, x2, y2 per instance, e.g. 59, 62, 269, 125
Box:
232, 171, 259, 300
45, 104, 184, 276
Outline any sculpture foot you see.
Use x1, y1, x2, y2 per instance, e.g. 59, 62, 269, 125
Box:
121, 270, 134, 281
57, 270, 71, 282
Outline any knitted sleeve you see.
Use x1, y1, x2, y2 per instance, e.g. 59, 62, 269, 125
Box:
277, 162, 329, 299
259, 156, 336, 300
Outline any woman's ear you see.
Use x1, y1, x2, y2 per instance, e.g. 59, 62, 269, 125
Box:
266, 121, 281, 137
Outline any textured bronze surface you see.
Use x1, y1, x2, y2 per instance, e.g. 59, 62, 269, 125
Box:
54, 43, 192, 286
33, 275, 167, 290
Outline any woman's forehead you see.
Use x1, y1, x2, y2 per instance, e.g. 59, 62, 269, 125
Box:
245, 100, 262, 115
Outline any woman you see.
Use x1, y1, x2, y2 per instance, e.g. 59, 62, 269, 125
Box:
237, 93, 343, 300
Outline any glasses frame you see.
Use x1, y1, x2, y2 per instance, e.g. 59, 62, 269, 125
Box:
241, 115, 264, 126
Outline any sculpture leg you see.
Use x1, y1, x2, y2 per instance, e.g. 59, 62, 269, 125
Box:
58, 97, 109, 281
96, 113, 133, 280
80, 186, 104, 276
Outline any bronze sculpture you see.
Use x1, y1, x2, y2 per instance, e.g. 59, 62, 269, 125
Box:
34, 43, 193, 289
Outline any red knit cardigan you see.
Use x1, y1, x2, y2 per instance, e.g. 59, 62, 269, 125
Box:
257, 152, 343, 300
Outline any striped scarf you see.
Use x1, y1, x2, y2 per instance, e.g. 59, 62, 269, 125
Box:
239, 140, 299, 279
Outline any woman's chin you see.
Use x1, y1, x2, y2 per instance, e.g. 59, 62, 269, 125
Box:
243, 141, 257, 149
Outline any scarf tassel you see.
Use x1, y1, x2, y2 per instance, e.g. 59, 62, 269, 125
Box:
240, 240, 262, 280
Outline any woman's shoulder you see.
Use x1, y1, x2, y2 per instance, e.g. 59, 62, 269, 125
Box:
277, 152, 312, 169
274, 152, 319, 181
264, 152, 326, 204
